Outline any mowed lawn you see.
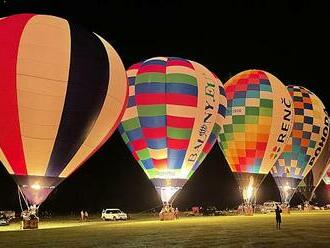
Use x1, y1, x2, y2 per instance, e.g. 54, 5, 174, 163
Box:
1, 211, 330, 248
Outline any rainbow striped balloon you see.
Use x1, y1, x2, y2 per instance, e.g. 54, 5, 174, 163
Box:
0, 14, 128, 206
118, 57, 227, 202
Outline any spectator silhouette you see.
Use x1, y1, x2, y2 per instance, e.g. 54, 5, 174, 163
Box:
80, 210, 84, 221
275, 205, 282, 230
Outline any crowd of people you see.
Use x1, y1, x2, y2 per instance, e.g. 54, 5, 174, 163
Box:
15, 202, 285, 229
159, 204, 179, 220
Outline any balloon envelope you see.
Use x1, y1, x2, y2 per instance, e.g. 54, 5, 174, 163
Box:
0, 14, 128, 206
297, 127, 330, 202
271, 85, 329, 204
118, 57, 227, 203
218, 70, 294, 203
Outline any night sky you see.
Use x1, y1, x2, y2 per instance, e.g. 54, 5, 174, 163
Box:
0, 0, 329, 213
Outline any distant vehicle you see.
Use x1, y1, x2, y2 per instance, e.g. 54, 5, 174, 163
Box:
203, 206, 222, 216
0, 211, 15, 224
261, 201, 280, 213
185, 206, 201, 217
101, 209, 128, 221
0, 211, 15, 220
0, 214, 9, 226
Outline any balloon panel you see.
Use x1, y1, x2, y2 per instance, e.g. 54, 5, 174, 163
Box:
119, 57, 226, 187
271, 86, 328, 180
0, 14, 127, 205
219, 70, 293, 174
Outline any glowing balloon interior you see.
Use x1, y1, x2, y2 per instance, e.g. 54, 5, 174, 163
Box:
271, 85, 328, 204
218, 70, 294, 203
0, 14, 128, 206
118, 57, 227, 203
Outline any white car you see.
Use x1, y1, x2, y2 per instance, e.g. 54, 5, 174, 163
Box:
101, 209, 128, 221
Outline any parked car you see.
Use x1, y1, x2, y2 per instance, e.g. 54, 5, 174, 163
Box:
203, 206, 222, 216
101, 209, 128, 221
0, 214, 9, 226
185, 206, 203, 217
0, 211, 15, 221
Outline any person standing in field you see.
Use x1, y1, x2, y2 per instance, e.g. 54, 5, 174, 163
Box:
84, 211, 89, 221
275, 205, 282, 230
80, 210, 84, 221
175, 207, 179, 219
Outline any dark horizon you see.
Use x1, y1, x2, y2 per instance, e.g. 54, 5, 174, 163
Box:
0, 0, 329, 213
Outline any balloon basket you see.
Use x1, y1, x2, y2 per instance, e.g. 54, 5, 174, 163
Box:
244, 206, 253, 216
159, 211, 176, 221
304, 205, 312, 212
21, 218, 39, 229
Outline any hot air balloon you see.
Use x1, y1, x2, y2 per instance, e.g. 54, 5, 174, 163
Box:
218, 70, 294, 205
118, 57, 227, 203
270, 85, 329, 205
298, 133, 330, 202
323, 168, 330, 191
0, 14, 128, 208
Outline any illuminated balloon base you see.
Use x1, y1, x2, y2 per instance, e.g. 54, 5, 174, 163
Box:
14, 175, 64, 206
297, 172, 316, 203
157, 186, 180, 204
151, 178, 185, 204
234, 172, 265, 205
273, 176, 300, 205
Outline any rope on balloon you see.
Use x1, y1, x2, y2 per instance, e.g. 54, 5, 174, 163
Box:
17, 186, 29, 212
169, 191, 180, 206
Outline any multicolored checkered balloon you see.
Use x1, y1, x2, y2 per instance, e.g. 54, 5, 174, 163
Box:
218, 70, 294, 203
298, 134, 330, 202
271, 85, 329, 204
118, 57, 227, 203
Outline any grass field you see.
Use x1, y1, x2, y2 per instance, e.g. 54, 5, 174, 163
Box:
1, 211, 330, 248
